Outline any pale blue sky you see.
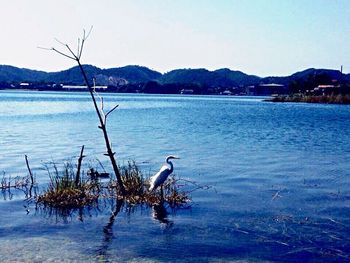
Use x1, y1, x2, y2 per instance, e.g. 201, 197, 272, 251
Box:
1, 0, 349, 76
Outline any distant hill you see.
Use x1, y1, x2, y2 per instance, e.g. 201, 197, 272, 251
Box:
160, 68, 220, 86
103, 65, 162, 83
214, 68, 261, 86
0, 64, 161, 85
0, 65, 47, 82
0, 64, 347, 92
260, 68, 344, 85
291, 68, 342, 80
44, 65, 161, 85
45, 65, 102, 84
160, 68, 260, 87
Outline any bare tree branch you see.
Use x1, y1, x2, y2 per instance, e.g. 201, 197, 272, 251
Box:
77, 38, 81, 57
85, 26, 93, 40
37, 46, 54, 51
54, 37, 78, 59
38, 46, 75, 60
105, 105, 119, 119
78, 39, 84, 60
78, 26, 93, 60
100, 97, 104, 113
65, 44, 78, 60
54, 37, 68, 47
51, 48, 76, 60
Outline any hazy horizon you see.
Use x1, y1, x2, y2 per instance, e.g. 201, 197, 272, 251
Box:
1, 0, 349, 77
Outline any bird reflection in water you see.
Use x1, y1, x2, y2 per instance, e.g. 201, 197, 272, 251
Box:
152, 203, 173, 228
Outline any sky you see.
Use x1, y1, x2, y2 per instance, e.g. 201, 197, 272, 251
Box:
1, 0, 349, 76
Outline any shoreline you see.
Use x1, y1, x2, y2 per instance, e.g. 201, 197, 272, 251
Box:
0, 88, 269, 97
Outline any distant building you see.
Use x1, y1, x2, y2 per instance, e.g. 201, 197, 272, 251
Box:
180, 89, 194, 94
221, 90, 233, 95
314, 85, 335, 90
312, 84, 338, 95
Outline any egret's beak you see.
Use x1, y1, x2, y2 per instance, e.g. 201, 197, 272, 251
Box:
166, 155, 180, 161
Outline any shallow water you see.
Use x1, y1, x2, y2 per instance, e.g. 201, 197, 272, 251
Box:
0, 91, 350, 262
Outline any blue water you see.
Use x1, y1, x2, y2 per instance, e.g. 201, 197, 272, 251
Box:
0, 90, 350, 262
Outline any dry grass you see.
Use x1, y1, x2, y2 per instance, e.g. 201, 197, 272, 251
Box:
37, 162, 100, 209
1, 172, 30, 190
1, 172, 36, 201
37, 184, 99, 208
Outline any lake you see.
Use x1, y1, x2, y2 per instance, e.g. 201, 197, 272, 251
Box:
0, 90, 350, 262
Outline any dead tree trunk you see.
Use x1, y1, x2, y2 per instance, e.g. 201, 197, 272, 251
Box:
43, 28, 126, 195
76, 61, 126, 194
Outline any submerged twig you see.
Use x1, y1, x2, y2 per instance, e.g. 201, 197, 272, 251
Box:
25, 155, 34, 185
75, 145, 85, 187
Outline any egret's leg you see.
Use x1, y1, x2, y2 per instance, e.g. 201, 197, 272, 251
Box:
160, 186, 164, 202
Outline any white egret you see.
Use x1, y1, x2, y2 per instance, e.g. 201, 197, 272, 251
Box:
149, 155, 180, 198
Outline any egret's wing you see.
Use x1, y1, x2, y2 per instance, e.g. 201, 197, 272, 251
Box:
149, 164, 170, 190
158, 164, 170, 175
150, 164, 168, 182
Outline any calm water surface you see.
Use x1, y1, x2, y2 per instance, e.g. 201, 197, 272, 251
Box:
0, 91, 350, 262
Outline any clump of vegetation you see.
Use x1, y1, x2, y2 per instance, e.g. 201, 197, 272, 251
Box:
37, 163, 100, 209
269, 94, 350, 104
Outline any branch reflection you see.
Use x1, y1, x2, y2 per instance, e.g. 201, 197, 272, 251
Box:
97, 198, 123, 258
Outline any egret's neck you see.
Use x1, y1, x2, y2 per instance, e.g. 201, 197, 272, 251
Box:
166, 159, 173, 173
